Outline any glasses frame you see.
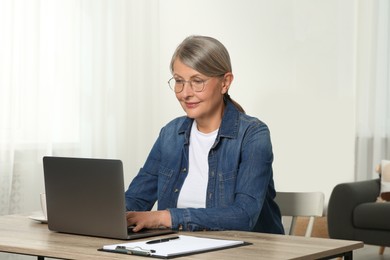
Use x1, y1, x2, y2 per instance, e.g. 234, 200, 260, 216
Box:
168, 77, 210, 93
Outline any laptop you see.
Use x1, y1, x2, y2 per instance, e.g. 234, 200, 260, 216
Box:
43, 156, 175, 240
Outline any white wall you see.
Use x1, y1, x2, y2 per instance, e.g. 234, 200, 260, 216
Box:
157, 0, 357, 205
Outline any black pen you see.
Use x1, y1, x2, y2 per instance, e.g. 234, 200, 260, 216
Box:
146, 236, 180, 244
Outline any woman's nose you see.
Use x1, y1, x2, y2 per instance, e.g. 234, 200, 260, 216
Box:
180, 82, 194, 97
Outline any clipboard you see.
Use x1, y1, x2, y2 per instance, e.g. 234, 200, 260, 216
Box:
99, 235, 251, 258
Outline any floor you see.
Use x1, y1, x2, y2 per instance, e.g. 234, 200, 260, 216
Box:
353, 245, 390, 260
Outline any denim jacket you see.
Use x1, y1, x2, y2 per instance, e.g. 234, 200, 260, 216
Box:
125, 100, 284, 234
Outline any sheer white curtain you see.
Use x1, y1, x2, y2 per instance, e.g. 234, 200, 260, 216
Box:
0, 0, 159, 215
355, 0, 390, 180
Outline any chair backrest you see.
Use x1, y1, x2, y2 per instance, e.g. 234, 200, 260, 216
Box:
275, 191, 325, 237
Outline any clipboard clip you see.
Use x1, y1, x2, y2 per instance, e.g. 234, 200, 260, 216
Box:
115, 245, 156, 256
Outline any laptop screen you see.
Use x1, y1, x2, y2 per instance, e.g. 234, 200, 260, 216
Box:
43, 156, 175, 240
43, 156, 130, 239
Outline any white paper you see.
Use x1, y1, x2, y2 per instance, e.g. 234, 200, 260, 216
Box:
103, 235, 244, 257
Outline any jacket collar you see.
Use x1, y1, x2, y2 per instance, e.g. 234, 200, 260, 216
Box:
178, 100, 240, 142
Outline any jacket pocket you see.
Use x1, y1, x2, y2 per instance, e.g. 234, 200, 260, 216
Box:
217, 170, 237, 207
158, 165, 175, 195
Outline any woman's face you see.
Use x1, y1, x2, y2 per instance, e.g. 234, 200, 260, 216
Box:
172, 59, 231, 131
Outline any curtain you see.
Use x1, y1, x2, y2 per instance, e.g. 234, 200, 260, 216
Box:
355, 0, 390, 180
0, 0, 159, 215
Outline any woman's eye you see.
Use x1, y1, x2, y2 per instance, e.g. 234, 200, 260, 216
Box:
193, 79, 203, 84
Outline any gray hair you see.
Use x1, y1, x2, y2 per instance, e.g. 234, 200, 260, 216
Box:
170, 35, 244, 113
170, 35, 231, 77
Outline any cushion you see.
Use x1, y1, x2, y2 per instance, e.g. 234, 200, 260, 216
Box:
379, 160, 390, 201
353, 202, 390, 231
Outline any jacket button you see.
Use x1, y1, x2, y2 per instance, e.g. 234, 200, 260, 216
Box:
182, 168, 187, 172
174, 189, 179, 193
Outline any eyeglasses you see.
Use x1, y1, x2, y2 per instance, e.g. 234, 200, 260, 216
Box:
168, 77, 209, 93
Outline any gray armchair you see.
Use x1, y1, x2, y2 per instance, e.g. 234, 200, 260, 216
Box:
327, 179, 390, 250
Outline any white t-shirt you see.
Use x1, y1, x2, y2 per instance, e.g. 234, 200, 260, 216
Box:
177, 121, 218, 208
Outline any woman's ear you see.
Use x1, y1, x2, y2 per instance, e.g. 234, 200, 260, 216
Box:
221, 72, 234, 94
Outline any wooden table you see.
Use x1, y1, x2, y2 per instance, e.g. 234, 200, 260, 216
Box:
0, 214, 363, 260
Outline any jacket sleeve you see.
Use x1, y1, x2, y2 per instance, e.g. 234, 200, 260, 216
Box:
125, 134, 162, 211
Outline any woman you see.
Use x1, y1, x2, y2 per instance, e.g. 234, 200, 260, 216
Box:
125, 35, 284, 234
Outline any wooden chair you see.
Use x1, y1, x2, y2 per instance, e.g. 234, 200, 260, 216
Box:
275, 191, 325, 237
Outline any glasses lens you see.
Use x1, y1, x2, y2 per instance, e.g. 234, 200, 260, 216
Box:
168, 78, 176, 91
191, 80, 205, 92
168, 78, 183, 93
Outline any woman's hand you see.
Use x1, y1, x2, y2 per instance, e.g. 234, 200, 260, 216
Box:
126, 210, 172, 232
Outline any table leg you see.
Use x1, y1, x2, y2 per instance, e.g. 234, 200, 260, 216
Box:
343, 251, 353, 260
318, 251, 353, 260
38, 256, 45, 260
